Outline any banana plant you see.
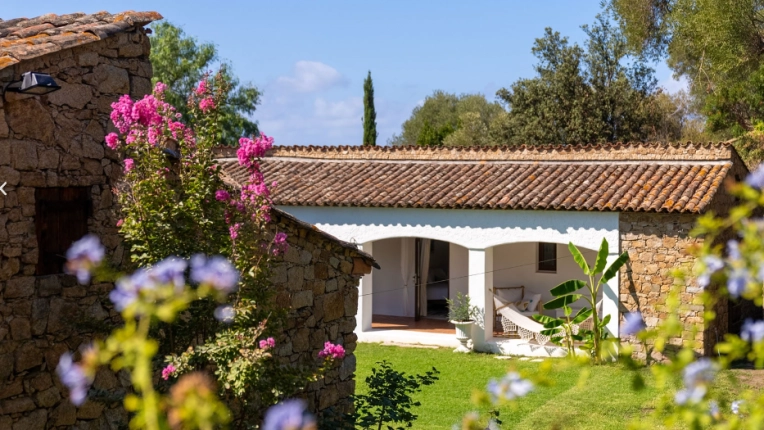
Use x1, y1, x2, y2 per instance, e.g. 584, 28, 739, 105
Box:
540, 238, 629, 363
534, 306, 592, 357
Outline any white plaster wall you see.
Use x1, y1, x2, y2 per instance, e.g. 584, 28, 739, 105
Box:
277, 206, 619, 251
449, 243, 469, 300
369, 238, 415, 317
493, 243, 599, 316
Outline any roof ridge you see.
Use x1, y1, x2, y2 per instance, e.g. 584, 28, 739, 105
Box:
268, 141, 732, 152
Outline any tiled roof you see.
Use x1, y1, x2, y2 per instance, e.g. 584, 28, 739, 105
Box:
0, 11, 162, 70
217, 143, 741, 214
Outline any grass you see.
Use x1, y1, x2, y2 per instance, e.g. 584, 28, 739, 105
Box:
354, 343, 757, 430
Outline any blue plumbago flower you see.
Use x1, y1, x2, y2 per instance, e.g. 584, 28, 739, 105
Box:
56, 352, 91, 406
745, 164, 764, 189
741, 319, 764, 342
676, 358, 717, 405
150, 257, 187, 290
697, 255, 724, 288
262, 399, 316, 430
731, 400, 743, 415
622, 311, 646, 336
727, 268, 750, 298
675, 385, 706, 405
190, 255, 239, 293
709, 400, 720, 418
65, 235, 105, 284
109, 269, 154, 311
727, 240, 742, 261
487, 372, 533, 403
214, 305, 235, 323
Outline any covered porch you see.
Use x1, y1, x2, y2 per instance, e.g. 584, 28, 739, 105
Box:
279, 206, 621, 356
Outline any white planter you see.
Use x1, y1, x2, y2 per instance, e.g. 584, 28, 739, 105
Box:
450, 320, 474, 353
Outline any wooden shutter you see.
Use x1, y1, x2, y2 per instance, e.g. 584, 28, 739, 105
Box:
35, 187, 91, 275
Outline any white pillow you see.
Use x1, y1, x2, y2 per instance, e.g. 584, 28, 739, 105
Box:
526, 294, 542, 313
495, 288, 523, 303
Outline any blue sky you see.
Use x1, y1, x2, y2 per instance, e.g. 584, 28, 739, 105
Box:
4, 1, 684, 146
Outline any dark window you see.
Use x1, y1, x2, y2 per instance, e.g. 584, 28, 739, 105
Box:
35, 187, 91, 275
538, 242, 557, 272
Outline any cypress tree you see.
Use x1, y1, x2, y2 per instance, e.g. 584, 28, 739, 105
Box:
363, 71, 377, 146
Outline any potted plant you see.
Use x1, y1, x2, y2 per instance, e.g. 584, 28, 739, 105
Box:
446, 292, 478, 353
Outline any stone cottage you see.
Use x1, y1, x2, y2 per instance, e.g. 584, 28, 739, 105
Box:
0, 11, 375, 428
218, 142, 759, 359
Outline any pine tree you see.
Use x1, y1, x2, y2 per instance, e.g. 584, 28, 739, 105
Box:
363, 71, 377, 146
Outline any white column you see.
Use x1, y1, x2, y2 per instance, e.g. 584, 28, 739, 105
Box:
602, 253, 620, 337
468, 247, 493, 351
357, 241, 374, 332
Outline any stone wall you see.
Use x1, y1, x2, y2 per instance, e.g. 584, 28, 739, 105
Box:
268, 209, 373, 417
0, 29, 152, 428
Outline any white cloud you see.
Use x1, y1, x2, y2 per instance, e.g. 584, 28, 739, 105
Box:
275, 61, 347, 93
658, 74, 690, 94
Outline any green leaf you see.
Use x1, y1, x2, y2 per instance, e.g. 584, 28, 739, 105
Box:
593, 238, 608, 275
568, 242, 590, 275
601, 251, 630, 283
533, 314, 558, 325
544, 294, 583, 309
543, 319, 564, 329
550, 279, 587, 297
572, 308, 593, 324
599, 314, 612, 327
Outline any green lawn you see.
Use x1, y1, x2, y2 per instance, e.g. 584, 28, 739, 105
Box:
354, 343, 753, 430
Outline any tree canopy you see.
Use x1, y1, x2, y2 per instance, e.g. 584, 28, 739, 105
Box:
496, 13, 671, 145
389, 91, 506, 146
609, 0, 764, 136
149, 21, 260, 145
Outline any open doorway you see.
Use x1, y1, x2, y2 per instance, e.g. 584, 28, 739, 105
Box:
415, 239, 450, 320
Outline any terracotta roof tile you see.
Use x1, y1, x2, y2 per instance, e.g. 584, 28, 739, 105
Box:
217, 143, 741, 214
0, 10, 161, 70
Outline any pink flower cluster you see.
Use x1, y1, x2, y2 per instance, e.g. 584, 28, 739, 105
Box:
215, 190, 231, 201
105, 82, 192, 151
318, 342, 345, 360
229, 223, 241, 240
124, 158, 134, 173
161, 364, 176, 380
237, 134, 274, 170
259, 337, 275, 350
199, 97, 215, 113
273, 232, 289, 256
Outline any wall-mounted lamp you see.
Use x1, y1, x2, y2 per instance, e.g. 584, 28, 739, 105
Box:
3, 72, 61, 98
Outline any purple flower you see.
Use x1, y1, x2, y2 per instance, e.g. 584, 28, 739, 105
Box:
697, 255, 723, 288
675, 358, 716, 405
727, 268, 749, 298
65, 235, 105, 284
56, 352, 91, 406
214, 305, 235, 323
263, 399, 316, 430
109, 269, 154, 311
190, 255, 239, 293
622, 311, 646, 336
150, 257, 187, 290
486, 372, 533, 403
741, 319, 764, 342
215, 190, 230, 201
745, 164, 764, 189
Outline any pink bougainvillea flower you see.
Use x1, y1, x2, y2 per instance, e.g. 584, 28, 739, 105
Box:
116, 219, 124, 227
124, 158, 135, 173
273, 232, 288, 256
154, 81, 167, 95
199, 97, 215, 113
195, 80, 207, 95
259, 337, 275, 349
229, 223, 241, 240
215, 190, 230, 201
237, 134, 274, 169
318, 342, 345, 360
161, 364, 176, 380
105, 133, 120, 150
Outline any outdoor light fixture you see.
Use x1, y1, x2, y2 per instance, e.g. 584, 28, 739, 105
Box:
3, 72, 61, 97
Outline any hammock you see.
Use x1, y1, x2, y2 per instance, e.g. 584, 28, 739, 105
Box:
494, 299, 557, 345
